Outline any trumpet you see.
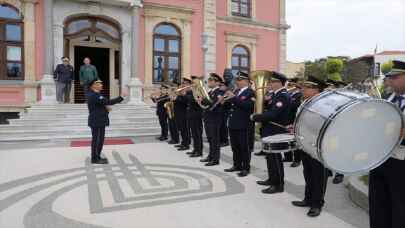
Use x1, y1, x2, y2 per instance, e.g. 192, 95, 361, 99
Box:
175, 85, 193, 94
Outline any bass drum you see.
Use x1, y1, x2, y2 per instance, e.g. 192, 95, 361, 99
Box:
294, 90, 403, 174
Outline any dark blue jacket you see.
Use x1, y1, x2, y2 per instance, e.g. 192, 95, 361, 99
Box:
174, 94, 188, 120
54, 64, 74, 83
152, 95, 170, 116
203, 87, 225, 123
228, 88, 255, 130
87, 91, 124, 127
185, 90, 203, 119
288, 90, 303, 123
252, 88, 291, 136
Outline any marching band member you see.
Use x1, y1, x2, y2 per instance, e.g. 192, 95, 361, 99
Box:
283, 77, 303, 167
174, 78, 192, 151
219, 80, 231, 147
251, 72, 291, 194
254, 87, 274, 157
200, 73, 226, 166
291, 76, 329, 217
184, 76, 204, 156
166, 83, 180, 145
224, 71, 255, 177
150, 84, 170, 141
369, 60, 405, 228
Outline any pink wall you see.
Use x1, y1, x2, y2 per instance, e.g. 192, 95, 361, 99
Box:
139, 0, 204, 82
216, 23, 280, 74
0, 88, 25, 105
217, 0, 280, 25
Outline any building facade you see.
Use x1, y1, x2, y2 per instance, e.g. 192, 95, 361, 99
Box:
0, 0, 288, 109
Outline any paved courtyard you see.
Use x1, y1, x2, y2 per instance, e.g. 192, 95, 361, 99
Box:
0, 141, 369, 228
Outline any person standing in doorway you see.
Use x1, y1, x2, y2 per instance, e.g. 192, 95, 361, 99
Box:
54, 57, 74, 103
79, 57, 99, 96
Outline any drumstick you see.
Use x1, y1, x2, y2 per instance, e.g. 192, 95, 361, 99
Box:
268, 121, 289, 129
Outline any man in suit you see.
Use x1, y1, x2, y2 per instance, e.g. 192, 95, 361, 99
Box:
369, 60, 405, 228
183, 76, 203, 155
174, 78, 191, 150
200, 73, 225, 166
54, 57, 74, 103
252, 72, 291, 194
224, 71, 255, 177
151, 84, 170, 141
283, 77, 303, 168
86, 79, 126, 164
291, 76, 329, 217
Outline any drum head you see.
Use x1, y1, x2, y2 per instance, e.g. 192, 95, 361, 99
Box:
320, 100, 403, 174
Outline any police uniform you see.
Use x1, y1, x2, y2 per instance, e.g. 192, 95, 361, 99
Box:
252, 72, 291, 194
292, 76, 329, 217
151, 85, 170, 141
219, 84, 231, 147
254, 90, 274, 156
369, 60, 405, 228
201, 73, 225, 166
174, 84, 191, 149
225, 72, 255, 177
185, 77, 204, 155
87, 80, 124, 164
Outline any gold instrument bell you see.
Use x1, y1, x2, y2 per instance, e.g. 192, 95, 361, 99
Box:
249, 70, 273, 115
191, 76, 212, 109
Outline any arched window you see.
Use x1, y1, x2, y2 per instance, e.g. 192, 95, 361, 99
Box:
0, 4, 23, 80
153, 23, 181, 83
231, 0, 251, 18
231, 45, 250, 76
65, 17, 120, 43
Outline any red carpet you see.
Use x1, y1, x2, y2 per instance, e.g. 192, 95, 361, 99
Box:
70, 138, 134, 147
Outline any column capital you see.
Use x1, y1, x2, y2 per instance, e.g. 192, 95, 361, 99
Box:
22, 0, 38, 4
130, 0, 143, 8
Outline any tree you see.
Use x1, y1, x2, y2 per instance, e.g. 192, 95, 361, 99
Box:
326, 58, 344, 81
304, 60, 327, 80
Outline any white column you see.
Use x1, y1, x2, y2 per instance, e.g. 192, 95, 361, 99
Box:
202, 0, 217, 77
120, 30, 131, 94
39, 0, 57, 104
127, 6, 144, 104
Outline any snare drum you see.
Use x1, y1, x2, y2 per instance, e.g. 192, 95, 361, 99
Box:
294, 90, 403, 174
261, 134, 296, 153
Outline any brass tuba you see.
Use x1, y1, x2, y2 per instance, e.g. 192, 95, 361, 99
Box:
249, 70, 273, 115
191, 77, 212, 109
164, 101, 175, 119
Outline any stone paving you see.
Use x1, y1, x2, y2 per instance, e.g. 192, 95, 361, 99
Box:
0, 141, 369, 228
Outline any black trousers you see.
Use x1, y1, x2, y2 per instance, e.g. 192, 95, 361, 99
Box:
229, 129, 251, 171
204, 119, 222, 162
265, 152, 284, 186
176, 115, 190, 146
369, 158, 405, 228
189, 117, 203, 153
158, 113, 168, 138
284, 150, 302, 162
301, 151, 328, 208
168, 118, 179, 143
91, 127, 105, 161
220, 112, 229, 144
248, 123, 255, 152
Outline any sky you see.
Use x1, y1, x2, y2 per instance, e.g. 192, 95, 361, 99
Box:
286, 0, 405, 62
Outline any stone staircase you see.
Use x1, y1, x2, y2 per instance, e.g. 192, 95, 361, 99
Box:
0, 104, 160, 142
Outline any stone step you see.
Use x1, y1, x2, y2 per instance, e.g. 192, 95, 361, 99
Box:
19, 113, 156, 119
0, 121, 158, 130
9, 115, 157, 123
27, 104, 155, 110
0, 126, 160, 141
8, 118, 158, 126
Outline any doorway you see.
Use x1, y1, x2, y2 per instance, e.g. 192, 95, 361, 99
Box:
74, 46, 110, 103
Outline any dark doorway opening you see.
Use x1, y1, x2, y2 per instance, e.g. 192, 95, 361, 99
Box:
74, 46, 110, 103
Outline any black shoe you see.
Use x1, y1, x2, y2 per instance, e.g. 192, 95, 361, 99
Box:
159, 136, 168, 141
174, 144, 183, 148
290, 161, 301, 168
256, 179, 272, 186
177, 146, 190, 151
220, 142, 229, 147
168, 140, 179, 144
190, 153, 202, 158
237, 170, 249, 177
224, 166, 241, 172
91, 159, 108, 164
254, 151, 267, 156
282, 158, 292, 162
200, 157, 210, 162
307, 207, 322, 217
186, 151, 195, 155
205, 161, 219, 166
333, 174, 344, 184
262, 185, 284, 194
291, 200, 310, 207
